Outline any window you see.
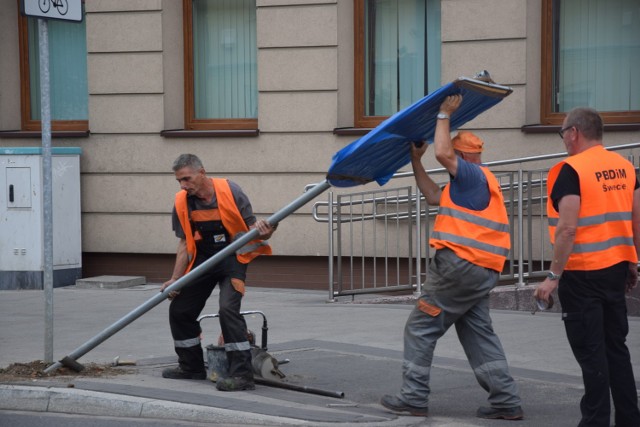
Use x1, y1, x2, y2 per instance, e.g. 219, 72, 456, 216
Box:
18, 14, 88, 131
541, 0, 640, 125
183, 0, 258, 130
354, 0, 441, 128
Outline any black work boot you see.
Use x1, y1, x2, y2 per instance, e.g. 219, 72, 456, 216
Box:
215, 375, 256, 391
476, 406, 524, 420
380, 395, 429, 417
162, 366, 207, 380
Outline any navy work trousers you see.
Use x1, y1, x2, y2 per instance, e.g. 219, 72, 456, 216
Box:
559, 261, 640, 427
168, 254, 251, 378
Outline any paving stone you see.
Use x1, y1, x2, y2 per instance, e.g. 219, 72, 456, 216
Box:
75, 275, 146, 289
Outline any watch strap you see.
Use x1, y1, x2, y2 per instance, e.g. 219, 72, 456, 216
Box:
547, 271, 561, 280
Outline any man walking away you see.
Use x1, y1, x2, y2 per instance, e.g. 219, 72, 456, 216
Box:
535, 108, 640, 426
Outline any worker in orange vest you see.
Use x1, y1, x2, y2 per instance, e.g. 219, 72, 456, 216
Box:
160, 154, 275, 391
381, 94, 523, 420
535, 107, 640, 426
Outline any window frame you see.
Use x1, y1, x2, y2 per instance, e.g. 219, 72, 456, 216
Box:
354, 0, 391, 129
17, 12, 88, 132
354, 0, 439, 129
182, 0, 258, 131
540, 0, 640, 125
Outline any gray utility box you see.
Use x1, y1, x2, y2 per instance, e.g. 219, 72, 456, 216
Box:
0, 147, 82, 289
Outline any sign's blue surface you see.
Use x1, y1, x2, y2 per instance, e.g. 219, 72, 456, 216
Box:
327, 77, 513, 187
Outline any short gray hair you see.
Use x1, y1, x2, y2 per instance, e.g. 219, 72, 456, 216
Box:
172, 154, 203, 172
565, 107, 603, 141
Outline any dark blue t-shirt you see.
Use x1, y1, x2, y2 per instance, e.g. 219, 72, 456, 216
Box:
449, 158, 490, 210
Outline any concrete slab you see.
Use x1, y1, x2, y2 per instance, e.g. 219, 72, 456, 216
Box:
75, 275, 146, 289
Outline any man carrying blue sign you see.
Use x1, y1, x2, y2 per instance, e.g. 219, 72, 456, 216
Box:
380, 95, 524, 420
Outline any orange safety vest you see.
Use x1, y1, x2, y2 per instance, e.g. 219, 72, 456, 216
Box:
430, 167, 510, 272
547, 145, 637, 271
175, 178, 272, 273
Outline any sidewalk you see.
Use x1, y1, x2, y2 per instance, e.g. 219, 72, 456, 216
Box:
1, 284, 639, 426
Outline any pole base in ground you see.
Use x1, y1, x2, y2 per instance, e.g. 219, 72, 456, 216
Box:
59, 356, 85, 372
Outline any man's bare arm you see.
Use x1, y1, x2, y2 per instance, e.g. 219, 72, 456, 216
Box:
434, 95, 462, 176
534, 195, 580, 303
161, 239, 189, 298
411, 142, 441, 206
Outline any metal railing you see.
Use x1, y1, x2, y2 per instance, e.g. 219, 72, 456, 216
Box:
312, 143, 640, 300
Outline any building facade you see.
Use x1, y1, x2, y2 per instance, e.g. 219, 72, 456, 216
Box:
1, 0, 638, 288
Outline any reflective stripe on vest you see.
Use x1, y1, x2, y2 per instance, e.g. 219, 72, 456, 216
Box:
572, 236, 635, 254
546, 145, 637, 271
430, 231, 510, 257
548, 211, 632, 227
430, 166, 510, 272
549, 212, 631, 226
437, 206, 510, 233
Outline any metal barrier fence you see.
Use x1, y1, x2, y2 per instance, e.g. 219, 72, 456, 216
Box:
312, 143, 640, 300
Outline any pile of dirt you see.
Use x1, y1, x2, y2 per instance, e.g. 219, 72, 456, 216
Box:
0, 360, 132, 382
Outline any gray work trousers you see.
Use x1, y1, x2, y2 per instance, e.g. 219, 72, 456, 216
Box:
398, 248, 521, 409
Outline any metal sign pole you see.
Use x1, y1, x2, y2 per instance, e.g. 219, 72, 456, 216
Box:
38, 18, 54, 364
44, 180, 331, 373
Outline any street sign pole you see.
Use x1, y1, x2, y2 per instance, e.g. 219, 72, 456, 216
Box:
38, 18, 54, 364
21, 0, 84, 364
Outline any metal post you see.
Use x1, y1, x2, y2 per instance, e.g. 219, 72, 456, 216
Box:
38, 18, 54, 364
414, 188, 422, 296
336, 195, 343, 296
44, 180, 332, 373
327, 190, 335, 302
517, 168, 525, 287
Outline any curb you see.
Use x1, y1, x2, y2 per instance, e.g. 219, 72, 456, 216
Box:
0, 384, 310, 426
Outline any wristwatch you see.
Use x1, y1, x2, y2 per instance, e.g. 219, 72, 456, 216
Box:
546, 271, 561, 281
436, 112, 449, 120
